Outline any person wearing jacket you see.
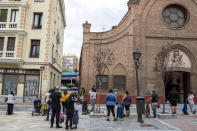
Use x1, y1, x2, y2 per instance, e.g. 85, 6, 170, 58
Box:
50, 86, 62, 128
65, 94, 75, 129
168, 87, 179, 114
105, 89, 117, 121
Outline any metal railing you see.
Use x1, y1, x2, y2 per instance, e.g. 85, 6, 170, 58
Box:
6, 51, 14, 57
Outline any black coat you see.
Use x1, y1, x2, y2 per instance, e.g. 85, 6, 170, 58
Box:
65, 95, 75, 114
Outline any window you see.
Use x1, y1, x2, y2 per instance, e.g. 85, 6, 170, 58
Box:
113, 75, 126, 90
30, 40, 40, 58
10, 10, 19, 22
163, 4, 188, 29
7, 37, 15, 51
0, 9, 8, 22
0, 37, 4, 51
33, 13, 42, 29
96, 75, 108, 89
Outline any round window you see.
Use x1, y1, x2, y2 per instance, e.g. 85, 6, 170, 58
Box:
163, 4, 188, 29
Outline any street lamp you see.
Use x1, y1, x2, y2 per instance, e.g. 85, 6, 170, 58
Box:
133, 48, 142, 96
133, 48, 144, 123
40, 65, 45, 101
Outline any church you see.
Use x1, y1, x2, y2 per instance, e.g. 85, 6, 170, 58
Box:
80, 0, 197, 103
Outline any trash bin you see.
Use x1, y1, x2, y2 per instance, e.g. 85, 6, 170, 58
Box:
136, 96, 145, 114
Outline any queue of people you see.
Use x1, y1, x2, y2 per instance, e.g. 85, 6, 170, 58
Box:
45, 86, 78, 129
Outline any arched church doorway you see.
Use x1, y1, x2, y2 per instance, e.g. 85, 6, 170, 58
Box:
165, 71, 190, 103
165, 49, 191, 103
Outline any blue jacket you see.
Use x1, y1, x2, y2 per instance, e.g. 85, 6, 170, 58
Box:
105, 94, 116, 106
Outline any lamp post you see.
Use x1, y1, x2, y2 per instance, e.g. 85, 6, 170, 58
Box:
133, 48, 142, 96
40, 65, 45, 101
133, 48, 144, 123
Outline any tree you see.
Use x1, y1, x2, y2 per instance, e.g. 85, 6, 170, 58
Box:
154, 43, 174, 113
62, 69, 72, 72
94, 46, 113, 113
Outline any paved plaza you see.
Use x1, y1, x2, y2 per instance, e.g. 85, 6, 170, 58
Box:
0, 104, 197, 131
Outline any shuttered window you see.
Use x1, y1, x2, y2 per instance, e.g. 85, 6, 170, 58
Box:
0, 9, 8, 22
7, 37, 15, 51
0, 37, 4, 51
96, 75, 108, 89
3, 75, 18, 95
113, 75, 126, 90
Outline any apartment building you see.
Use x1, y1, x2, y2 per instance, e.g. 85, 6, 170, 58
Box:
0, 0, 66, 102
62, 56, 78, 72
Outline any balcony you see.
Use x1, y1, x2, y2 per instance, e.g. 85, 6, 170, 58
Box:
0, 22, 17, 29
6, 51, 14, 57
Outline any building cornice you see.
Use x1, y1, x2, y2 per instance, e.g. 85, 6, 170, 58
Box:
0, 2, 29, 7
0, 30, 26, 35
24, 62, 62, 74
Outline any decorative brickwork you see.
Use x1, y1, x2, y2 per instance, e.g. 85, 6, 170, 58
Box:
16, 35, 24, 58
19, 7, 26, 29
44, 0, 53, 62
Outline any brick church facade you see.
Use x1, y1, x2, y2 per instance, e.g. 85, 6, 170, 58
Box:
80, 0, 197, 103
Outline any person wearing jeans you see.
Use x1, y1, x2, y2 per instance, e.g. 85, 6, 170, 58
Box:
89, 88, 96, 112
150, 89, 158, 118
105, 89, 117, 121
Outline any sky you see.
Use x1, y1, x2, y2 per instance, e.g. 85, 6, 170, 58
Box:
63, 0, 129, 58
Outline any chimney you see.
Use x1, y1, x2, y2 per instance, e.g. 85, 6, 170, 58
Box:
83, 21, 91, 33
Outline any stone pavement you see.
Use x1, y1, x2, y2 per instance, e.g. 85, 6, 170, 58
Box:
0, 104, 197, 131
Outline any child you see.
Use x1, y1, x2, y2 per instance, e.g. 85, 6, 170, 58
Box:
145, 100, 150, 118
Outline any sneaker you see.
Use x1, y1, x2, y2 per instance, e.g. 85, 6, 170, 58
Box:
50, 125, 53, 128
106, 119, 110, 121
65, 126, 68, 129
113, 117, 117, 121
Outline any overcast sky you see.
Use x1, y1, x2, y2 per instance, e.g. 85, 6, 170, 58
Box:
63, 0, 129, 58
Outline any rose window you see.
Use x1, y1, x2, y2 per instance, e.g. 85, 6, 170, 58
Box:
163, 5, 188, 29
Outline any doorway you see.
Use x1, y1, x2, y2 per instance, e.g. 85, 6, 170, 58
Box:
165, 71, 190, 103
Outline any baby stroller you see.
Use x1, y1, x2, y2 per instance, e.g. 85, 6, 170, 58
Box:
32, 99, 42, 116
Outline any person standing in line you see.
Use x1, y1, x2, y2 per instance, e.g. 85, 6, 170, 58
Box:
65, 94, 75, 130
168, 87, 179, 114
105, 89, 117, 121
114, 89, 118, 105
50, 86, 62, 128
7, 91, 15, 115
188, 92, 195, 114
122, 91, 131, 117
80, 88, 85, 102
89, 87, 96, 112
61, 90, 69, 114
150, 89, 158, 118
45, 89, 53, 121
